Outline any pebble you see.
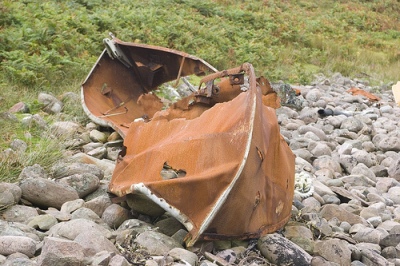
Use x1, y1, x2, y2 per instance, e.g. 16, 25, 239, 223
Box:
1, 73, 400, 265
0, 236, 37, 257
19, 177, 79, 209
258, 233, 312, 265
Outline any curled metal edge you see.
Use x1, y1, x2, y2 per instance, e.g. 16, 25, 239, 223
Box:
132, 182, 194, 231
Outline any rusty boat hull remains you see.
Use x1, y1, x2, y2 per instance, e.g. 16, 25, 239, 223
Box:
81, 36, 295, 247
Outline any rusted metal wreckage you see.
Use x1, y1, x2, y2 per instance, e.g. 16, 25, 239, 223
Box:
81, 35, 295, 247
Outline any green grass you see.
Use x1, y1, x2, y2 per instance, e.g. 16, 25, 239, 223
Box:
0, 117, 65, 182
0, 0, 399, 182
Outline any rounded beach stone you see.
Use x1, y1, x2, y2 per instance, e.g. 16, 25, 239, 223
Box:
0, 236, 37, 257
20, 177, 79, 209
257, 233, 312, 265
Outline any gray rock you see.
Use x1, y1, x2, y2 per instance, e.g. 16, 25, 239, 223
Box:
126, 193, 165, 217
83, 195, 113, 217
293, 149, 313, 163
257, 233, 312, 266
114, 217, 154, 233
60, 91, 80, 103
87, 146, 107, 159
376, 178, 399, 194
370, 165, 388, 177
314, 239, 352, 266
276, 106, 299, 119
381, 246, 398, 259
320, 204, 368, 226
3, 255, 36, 266
298, 125, 327, 141
394, 208, 400, 221
361, 141, 376, 152
305, 215, 333, 237
171, 229, 189, 246
168, 247, 198, 266
305, 88, 321, 102
378, 221, 400, 232
367, 216, 382, 228
82, 142, 104, 153
351, 163, 376, 181
340, 117, 364, 133
38, 92, 63, 114
375, 135, 400, 152
338, 142, 353, 155
19, 177, 79, 209
313, 155, 342, 174
154, 216, 186, 237
311, 256, 340, 266
387, 187, 400, 204
134, 231, 183, 255
0, 236, 37, 257
351, 226, 387, 245
215, 248, 236, 264
361, 202, 386, 219
60, 199, 85, 214
325, 115, 346, 128
360, 248, 390, 266
51, 121, 81, 138
340, 175, 376, 187
0, 182, 21, 206
366, 193, 386, 204
101, 204, 132, 229
52, 162, 104, 180
283, 223, 314, 254
84, 180, 110, 201
71, 153, 115, 179
312, 180, 336, 197
108, 254, 131, 266
21, 114, 47, 129
340, 221, 352, 233
351, 151, 376, 168
90, 251, 115, 266
380, 234, 400, 247
74, 230, 118, 256
106, 146, 121, 161
298, 107, 319, 124
48, 218, 112, 240
27, 214, 58, 231
323, 194, 341, 205
388, 158, 400, 181
339, 154, 358, 173
0, 111, 18, 122
18, 164, 48, 180
37, 237, 86, 266
309, 142, 332, 157
107, 131, 123, 142
90, 129, 109, 143
0, 220, 42, 241
71, 207, 103, 224
57, 173, 100, 198
10, 139, 28, 153
9, 102, 30, 113
1, 205, 38, 223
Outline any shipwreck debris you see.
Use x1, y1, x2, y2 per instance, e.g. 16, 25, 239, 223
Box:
347, 87, 381, 102
81, 35, 295, 247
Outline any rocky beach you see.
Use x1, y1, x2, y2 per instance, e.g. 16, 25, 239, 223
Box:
1, 72, 400, 266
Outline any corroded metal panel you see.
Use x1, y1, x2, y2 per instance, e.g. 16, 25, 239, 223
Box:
82, 37, 295, 247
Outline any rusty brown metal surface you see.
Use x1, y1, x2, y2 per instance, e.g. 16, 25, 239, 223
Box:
82, 37, 295, 247
81, 36, 217, 137
347, 87, 381, 102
